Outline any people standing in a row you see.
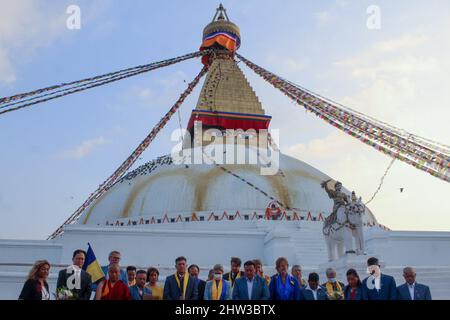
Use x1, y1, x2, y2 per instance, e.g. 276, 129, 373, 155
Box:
91, 250, 128, 293
322, 267, 345, 300
19, 260, 51, 300
163, 256, 198, 300
362, 257, 397, 300
56, 249, 92, 300
204, 264, 232, 300
223, 257, 244, 288
126, 265, 137, 287
343, 269, 363, 300
95, 264, 130, 300
130, 270, 152, 300
269, 257, 302, 300
18, 254, 433, 300
146, 267, 163, 300
188, 264, 206, 300
232, 260, 270, 300
291, 265, 307, 288
302, 272, 328, 300
397, 267, 432, 300
254, 259, 271, 285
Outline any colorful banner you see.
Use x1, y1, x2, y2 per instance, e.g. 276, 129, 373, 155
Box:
48, 66, 209, 239
236, 53, 449, 183
1, 51, 209, 116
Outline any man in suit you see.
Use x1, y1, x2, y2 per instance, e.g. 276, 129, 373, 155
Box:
130, 270, 152, 300
224, 257, 244, 288
232, 260, 270, 300
361, 257, 397, 300
322, 267, 345, 300
101, 251, 128, 283
188, 264, 206, 301
397, 267, 432, 300
163, 256, 198, 300
301, 272, 328, 300
57, 249, 92, 300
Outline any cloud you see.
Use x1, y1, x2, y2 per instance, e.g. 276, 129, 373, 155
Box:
282, 28, 450, 231
373, 35, 428, 53
0, 0, 112, 84
284, 129, 450, 232
62, 136, 107, 159
334, 34, 429, 71
314, 11, 335, 27
0, 48, 16, 84
0, 1, 68, 84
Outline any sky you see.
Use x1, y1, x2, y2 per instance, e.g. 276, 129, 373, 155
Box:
0, 0, 449, 239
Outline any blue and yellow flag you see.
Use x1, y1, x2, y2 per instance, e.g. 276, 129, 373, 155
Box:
82, 243, 105, 283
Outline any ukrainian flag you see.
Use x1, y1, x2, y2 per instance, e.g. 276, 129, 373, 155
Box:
82, 243, 105, 283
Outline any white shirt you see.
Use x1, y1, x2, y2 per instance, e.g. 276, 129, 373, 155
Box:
306, 285, 318, 300
373, 274, 381, 290
41, 285, 50, 300
246, 277, 254, 300
408, 282, 416, 300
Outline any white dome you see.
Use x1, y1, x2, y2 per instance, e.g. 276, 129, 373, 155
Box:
78, 146, 378, 226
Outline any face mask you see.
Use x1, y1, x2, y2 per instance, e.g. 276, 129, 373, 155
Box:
214, 274, 222, 280
329, 278, 336, 283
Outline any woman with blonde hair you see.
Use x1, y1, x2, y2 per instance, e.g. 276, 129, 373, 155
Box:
19, 260, 51, 300
269, 257, 302, 300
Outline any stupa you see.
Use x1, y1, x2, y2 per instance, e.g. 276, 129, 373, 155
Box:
1, 5, 450, 299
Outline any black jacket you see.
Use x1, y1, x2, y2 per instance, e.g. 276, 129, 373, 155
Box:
19, 279, 49, 300
56, 268, 92, 300
197, 279, 206, 301
163, 274, 198, 300
223, 271, 244, 286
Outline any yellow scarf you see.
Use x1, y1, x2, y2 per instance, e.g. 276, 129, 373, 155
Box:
174, 272, 189, 300
326, 281, 343, 296
260, 273, 271, 285
211, 279, 223, 300
229, 271, 241, 288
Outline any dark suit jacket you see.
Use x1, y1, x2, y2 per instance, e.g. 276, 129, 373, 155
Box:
19, 279, 49, 300
163, 274, 198, 300
196, 279, 206, 301
361, 274, 397, 300
343, 285, 364, 300
397, 283, 432, 300
301, 286, 329, 300
57, 268, 92, 300
129, 285, 152, 300
232, 275, 270, 300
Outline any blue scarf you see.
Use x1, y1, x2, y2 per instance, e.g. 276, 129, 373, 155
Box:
276, 274, 295, 300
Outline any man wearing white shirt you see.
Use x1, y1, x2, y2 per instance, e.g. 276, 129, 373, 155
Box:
56, 249, 92, 300
397, 267, 432, 300
301, 272, 328, 300
246, 276, 254, 299
232, 260, 270, 300
361, 257, 397, 300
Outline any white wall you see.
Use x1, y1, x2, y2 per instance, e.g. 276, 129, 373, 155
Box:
58, 225, 266, 267
0, 240, 63, 264
365, 229, 450, 267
